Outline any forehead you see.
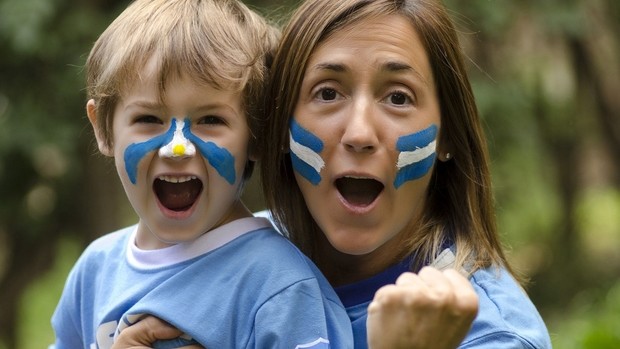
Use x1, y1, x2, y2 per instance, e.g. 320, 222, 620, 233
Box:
307, 14, 433, 85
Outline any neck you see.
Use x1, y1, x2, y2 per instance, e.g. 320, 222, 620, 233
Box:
316, 235, 409, 287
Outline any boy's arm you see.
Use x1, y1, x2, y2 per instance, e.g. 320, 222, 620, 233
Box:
366, 267, 478, 349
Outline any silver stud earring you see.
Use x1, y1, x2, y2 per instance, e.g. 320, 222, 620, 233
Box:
445, 152, 451, 160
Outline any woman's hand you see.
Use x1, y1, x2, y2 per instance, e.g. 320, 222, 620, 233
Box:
111, 316, 204, 349
367, 267, 478, 349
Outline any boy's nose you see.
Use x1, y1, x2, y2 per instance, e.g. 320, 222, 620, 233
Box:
159, 119, 196, 159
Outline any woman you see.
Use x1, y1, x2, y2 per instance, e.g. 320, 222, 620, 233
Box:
114, 0, 552, 348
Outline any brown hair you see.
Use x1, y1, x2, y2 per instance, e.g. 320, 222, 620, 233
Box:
261, 0, 511, 275
86, 0, 279, 179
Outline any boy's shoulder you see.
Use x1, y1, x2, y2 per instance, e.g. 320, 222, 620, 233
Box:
77, 225, 136, 265
462, 266, 552, 349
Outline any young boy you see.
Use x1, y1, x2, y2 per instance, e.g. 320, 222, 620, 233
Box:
49, 0, 352, 348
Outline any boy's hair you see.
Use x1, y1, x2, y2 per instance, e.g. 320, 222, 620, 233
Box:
86, 0, 279, 179
261, 0, 512, 276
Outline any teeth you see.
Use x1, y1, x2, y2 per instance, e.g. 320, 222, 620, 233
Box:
157, 175, 197, 183
344, 175, 371, 179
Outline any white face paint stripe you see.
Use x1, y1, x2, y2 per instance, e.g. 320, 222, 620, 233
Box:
396, 140, 437, 169
158, 119, 196, 158
289, 132, 325, 174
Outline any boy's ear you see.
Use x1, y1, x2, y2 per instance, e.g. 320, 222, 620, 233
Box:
86, 99, 113, 157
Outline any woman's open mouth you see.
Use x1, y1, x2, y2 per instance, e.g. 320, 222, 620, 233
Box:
153, 175, 203, 212
335, 176, 384, 207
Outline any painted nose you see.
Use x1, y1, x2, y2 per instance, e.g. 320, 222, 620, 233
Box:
159, 119, 196, 159
342, 99, 378, 153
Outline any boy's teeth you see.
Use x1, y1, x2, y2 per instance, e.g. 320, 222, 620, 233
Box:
158, 175, 196, 183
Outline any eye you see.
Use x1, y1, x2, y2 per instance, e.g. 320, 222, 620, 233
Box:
313, 87, 341, 102
197, 115, 226, 126
384, 90, 414, 106
135, 115, 163, 124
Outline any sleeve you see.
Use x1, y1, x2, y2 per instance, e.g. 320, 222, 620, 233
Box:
252, 278, 353, 349
50, 263, 85, 349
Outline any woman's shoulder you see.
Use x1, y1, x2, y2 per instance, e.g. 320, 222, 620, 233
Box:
461, 266, 553, 349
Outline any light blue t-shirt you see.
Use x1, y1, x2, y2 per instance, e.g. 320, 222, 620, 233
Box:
50, 217, 353, 349
335, 251, 553, 349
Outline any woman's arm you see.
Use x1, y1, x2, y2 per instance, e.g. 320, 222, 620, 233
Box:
111, 317, 203, 349
367, 267, 479, 349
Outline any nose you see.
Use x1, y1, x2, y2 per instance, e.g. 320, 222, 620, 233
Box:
159, 119, 196, 160
341, 98, 378, 153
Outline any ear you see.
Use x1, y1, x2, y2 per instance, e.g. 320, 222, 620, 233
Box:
86, 99, 113, 157
436, 134, 453, 162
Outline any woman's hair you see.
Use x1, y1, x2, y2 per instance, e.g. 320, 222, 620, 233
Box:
260, 0, 511, 275
86, 0, 279, 180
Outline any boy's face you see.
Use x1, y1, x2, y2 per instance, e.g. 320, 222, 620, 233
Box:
90, 59, 253, 249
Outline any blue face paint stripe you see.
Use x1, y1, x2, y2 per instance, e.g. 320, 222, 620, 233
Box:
289, 118, 325, 185
183, 126, 236, 185
393, 124, 438, 188
393, 154, 436, 188
290, 118, 323, 152
396, 124, 438, 151
290, 153, 322, 185
124, 121, 177, 184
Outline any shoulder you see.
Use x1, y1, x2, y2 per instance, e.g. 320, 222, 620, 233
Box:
70, 225, 135, 273
461, 266, 552, 349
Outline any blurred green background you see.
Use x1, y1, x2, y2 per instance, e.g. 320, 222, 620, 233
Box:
0, 0, 619, 348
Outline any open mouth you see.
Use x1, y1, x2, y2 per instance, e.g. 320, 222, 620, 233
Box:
154, 175, 203, 212
335, 176, 384, 207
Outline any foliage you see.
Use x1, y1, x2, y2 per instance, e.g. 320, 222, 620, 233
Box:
0, 0, 618, 348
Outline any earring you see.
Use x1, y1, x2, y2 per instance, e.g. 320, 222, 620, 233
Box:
445, 152, 451, 160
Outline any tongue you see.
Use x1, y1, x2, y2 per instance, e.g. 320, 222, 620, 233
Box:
154, 179, 202, 211
336, 178, 384, 206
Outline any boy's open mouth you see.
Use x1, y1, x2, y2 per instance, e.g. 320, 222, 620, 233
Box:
335, 176, 384, 207
154, 175, 203, 211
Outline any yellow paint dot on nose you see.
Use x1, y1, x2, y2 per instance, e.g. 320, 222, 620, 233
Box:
173, 144, 186, 156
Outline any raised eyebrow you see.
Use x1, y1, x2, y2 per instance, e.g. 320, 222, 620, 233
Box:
311, 62, 348, 73
381, 61, 429, 87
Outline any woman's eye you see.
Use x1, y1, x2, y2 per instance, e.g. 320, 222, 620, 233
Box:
314, 88, 339, 101
197, 116, 225, 125
387, 91, 413, 106
135, 115, 162, 124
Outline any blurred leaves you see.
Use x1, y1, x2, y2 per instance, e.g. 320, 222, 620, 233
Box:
0, 0, 618, 347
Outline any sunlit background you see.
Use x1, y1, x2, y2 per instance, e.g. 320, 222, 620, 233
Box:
0, 0, 618, 348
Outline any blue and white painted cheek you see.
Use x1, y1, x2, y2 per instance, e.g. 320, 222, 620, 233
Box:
123, 118, 236, 185
289, 118, 325, 185
394, 124, 438, 188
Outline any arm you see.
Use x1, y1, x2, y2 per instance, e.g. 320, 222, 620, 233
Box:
111, 316, 203, 349
367, 267, 478, 349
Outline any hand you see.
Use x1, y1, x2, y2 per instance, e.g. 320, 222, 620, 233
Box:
111, 316, 204, 349
367, 267, 478, 349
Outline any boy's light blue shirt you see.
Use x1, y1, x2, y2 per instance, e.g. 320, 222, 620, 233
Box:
50, 217, 353, 349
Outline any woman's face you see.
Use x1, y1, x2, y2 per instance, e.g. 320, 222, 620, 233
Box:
291, 14, 442, 263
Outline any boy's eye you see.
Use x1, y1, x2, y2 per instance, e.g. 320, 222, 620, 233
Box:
197, 115, 226, 125
135, 115, 162, 124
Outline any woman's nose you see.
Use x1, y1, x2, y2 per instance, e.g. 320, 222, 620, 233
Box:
341, 98, 378, 153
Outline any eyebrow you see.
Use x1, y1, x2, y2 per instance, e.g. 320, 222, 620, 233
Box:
310, 60, 429, 87
124, 100, 162, 112
381, 61, 429, 87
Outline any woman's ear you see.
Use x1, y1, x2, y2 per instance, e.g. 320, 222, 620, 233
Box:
86, 99, 113, 157
437, 137, 453, 162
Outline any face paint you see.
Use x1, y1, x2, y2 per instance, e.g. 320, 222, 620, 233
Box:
158, 119, 196, 158
289, 118, 325, 185
394, 124, 437, 188
124, 121, 176, 184
183, 126, 236, 185
124, 118, 236, 185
